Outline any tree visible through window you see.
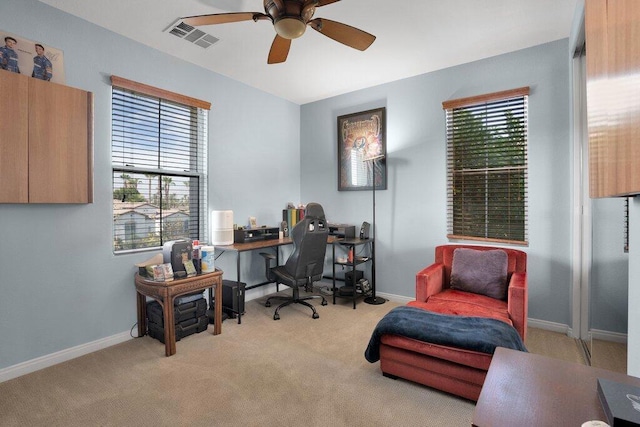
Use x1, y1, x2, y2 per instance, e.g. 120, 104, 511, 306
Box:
111, 76, 210, 252
443, 87, 529, 244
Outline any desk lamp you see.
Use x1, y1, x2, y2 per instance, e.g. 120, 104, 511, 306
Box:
363, 154, 386, 305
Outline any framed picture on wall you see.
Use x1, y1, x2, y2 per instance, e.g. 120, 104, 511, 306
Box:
337, 107, 387, 191
0, 30, 66, 84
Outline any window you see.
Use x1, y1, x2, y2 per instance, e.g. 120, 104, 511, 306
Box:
111, 76, 210, 252
443, 87, 529, 244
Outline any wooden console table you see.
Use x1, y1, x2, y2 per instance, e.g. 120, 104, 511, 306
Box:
135, 269, 223, 356
473, 347, 640, 426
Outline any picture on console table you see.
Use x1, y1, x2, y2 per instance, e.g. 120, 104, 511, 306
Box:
337, 107, 387, 191
0, 30, 65, 84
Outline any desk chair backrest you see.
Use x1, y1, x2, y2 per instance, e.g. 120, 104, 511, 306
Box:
284, 202, 328, 283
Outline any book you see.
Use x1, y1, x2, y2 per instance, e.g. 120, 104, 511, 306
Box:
149, 263, 175, 282
597, 377, 640, 426
161, 263, 174, 281
183, 259, 197, 277
282, 207, 307, 231
152, 265, 165, 281
135, 253, 164, 278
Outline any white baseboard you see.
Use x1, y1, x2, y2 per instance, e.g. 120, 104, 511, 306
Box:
526, 319, 628, 343
590, 328, 628, 344
376, 292, 413, 304
528, 318, 572, 335
0, 331, 132, 383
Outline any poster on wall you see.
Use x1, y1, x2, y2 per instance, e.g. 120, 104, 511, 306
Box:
0, 30, 65, 84
337, 107, 387, 191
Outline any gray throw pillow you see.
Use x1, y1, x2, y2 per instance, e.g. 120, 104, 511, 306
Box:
450, 248, 509, 300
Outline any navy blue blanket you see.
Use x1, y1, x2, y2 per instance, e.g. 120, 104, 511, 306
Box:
364, 306, 527, 363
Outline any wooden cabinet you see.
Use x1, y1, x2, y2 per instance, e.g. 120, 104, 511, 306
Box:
0, 71, 29, 202
586, 0, 640, 198
0, 70, 93, 203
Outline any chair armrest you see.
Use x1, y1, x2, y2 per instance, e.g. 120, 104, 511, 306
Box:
507, 271, 528, 341
415, 263, 445, 302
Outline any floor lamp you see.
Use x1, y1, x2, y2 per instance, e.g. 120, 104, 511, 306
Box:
364, 154, 386, 305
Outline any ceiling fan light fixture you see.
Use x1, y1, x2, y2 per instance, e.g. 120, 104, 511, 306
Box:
274, 17, 306, 39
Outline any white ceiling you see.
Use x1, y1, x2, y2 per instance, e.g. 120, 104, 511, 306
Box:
38, 0, 578, 105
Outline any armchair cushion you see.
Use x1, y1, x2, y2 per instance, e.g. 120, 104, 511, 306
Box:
408, 289, 512, 326
450, 248, 508, 300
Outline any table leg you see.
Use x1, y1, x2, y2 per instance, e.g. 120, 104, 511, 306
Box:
236, 252, 241, 285
136, 291, 147, 337
351, 245, 357, 309
164, 298, 177, 356
332, 244, 336, 305
213, 281, 222, 335
275, 246, 280, 292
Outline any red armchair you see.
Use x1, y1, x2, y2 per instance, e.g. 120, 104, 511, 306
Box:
378, 244, 527, 401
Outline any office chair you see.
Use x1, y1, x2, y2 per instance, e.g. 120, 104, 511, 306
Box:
261, 202, 328, 320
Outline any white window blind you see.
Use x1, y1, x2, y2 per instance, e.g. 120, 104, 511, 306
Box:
111, 76, 209, 252
443, 87, 529, 244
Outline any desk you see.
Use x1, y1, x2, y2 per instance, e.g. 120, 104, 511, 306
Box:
472, 347, 640, 426
215, 235, 339, 290
135, 269, 223, 357
215, 238, 293, 290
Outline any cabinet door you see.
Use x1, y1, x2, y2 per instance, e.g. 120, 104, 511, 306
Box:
0, 70, 29, 203
28, 78, 93, 203
587, 0, 640, 197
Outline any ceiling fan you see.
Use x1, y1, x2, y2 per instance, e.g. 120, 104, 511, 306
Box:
181, 0, 376, 64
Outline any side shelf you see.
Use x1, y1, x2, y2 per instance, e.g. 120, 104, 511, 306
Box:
331, 238, 374, 309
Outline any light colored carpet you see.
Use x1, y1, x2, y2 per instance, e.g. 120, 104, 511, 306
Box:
524, 327, 586, 365
0, 290, 594, 427
589, 339, 627, 374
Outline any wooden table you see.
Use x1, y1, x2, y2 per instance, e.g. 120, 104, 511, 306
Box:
135, 269, 223, 356
473, 347, 640, 426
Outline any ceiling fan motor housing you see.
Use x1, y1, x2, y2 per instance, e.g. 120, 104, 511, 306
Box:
265, 0, 316, 39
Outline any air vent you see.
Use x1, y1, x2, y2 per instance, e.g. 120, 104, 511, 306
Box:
164, 19, 220, 49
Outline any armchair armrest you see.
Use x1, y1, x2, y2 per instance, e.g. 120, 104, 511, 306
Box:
415, 263, 445, 302
507, 271, 528, 341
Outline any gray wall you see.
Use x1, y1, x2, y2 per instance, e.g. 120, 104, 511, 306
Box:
591, 198, 628, 334
0, 0, 301, 370
628, 198, 640, 377
300, 39, 574, 326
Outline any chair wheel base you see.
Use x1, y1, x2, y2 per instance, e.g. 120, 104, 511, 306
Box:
273, 313, 280, 320
321, 300, 328, 306
265, 301, 271, 307
312, 312, 319, 319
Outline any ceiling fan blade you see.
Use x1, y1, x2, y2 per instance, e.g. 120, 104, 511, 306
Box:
268, 35, 291, 64
316, 0, 341, 6
181, 12, 267, 27
308, 18, 375, 51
